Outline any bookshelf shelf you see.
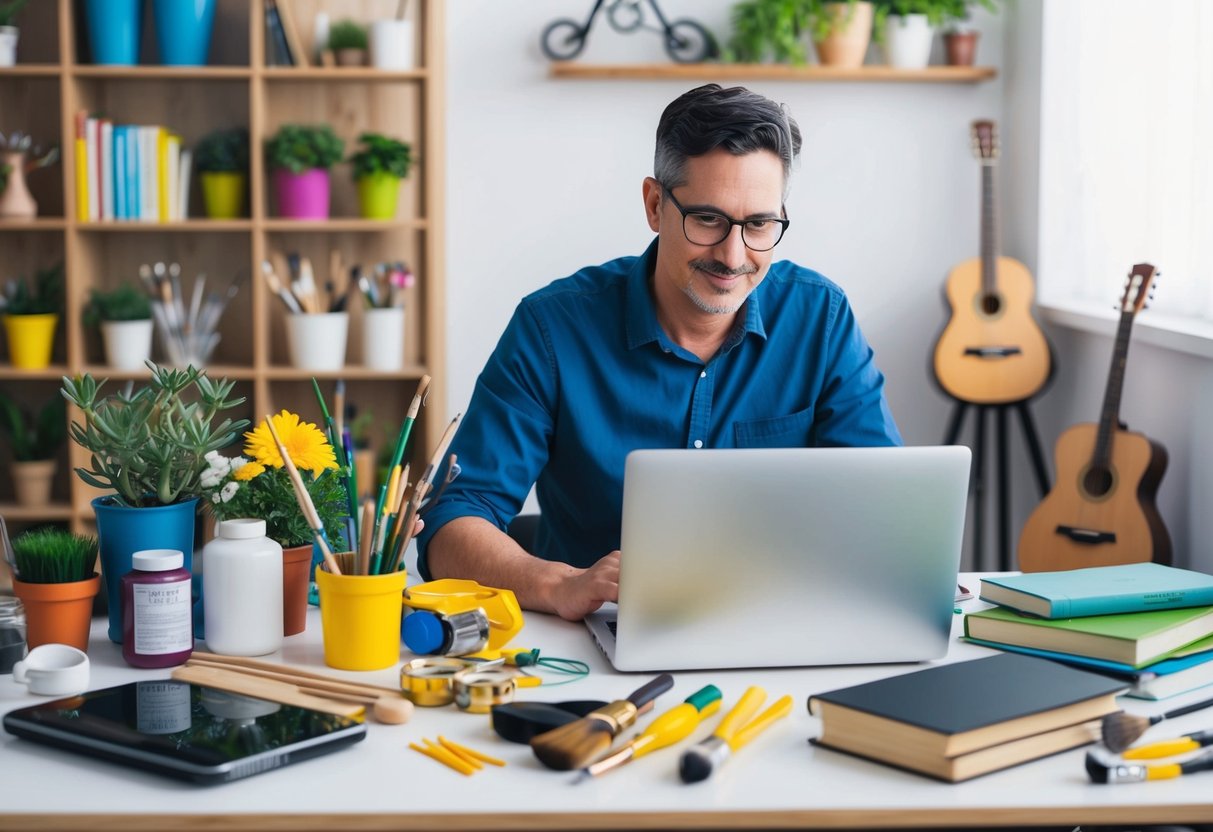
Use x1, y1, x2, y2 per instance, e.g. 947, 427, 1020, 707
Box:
549, 63, 998, 83
0, 0, 446, 534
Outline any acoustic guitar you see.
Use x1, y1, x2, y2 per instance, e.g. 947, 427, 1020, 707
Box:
933, 120, 1052, 404
1018, 263, 1171, 573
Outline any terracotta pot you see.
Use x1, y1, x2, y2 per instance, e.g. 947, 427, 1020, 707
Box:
12, 459, 56, 507
12, 574, 101, 651
944, 30, 979, 66
335, 47, 366, 67
282, 543, 313, 636
813, 1, 874, 68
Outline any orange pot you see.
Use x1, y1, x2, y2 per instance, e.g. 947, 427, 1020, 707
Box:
12, 574, 101, 652
282, 543, 313, 637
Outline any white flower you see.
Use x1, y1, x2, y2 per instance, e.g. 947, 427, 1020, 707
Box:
199, 470, 223, 489
220, 482, 239, 503
204, 451, 232, 477
211, 493, 221, 503
229, 457, 248, 472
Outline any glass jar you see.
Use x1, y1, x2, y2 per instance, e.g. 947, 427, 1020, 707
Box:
121, 549, 194, 668
0, 596, 27, 674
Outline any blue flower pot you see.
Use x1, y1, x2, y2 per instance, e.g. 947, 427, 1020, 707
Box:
93, 496, 200, 643
152, 0, 216, 66
83, 0, 144, 66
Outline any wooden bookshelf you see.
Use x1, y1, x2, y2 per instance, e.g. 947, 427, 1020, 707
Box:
0, 0, 445, 533
549, 63, 997, 83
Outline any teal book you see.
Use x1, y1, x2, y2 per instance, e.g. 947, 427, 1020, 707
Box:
964, 604, 1213, 667
980, 563, 1213, 619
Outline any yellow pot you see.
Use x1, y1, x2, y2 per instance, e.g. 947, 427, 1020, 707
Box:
357, 172, 401, 220
3, 313, 58, 369
316, 567, 406, 671
200, 172, 246, 219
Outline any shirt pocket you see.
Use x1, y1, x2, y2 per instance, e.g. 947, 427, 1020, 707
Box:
733, 406, 815, 448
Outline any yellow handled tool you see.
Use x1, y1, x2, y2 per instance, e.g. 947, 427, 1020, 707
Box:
679, 686, 793, 783
580, 685, 723, 779
1122, 728, 1213, 760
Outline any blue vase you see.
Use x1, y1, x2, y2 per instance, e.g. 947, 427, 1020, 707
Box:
152, 0, 216, 66
83, 0, 144, 66
93, 496, 200, 643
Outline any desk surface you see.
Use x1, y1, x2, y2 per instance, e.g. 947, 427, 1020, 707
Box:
2, 573, 1213, 831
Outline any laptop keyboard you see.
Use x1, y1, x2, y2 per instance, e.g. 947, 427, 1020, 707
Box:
606, 619, 617, 636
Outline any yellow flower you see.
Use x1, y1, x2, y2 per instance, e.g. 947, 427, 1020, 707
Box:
244, 411, 337, 477
232, 460, 266, 481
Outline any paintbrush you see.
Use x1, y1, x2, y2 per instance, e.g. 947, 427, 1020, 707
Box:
530, 674, 674, 770
263, 413, 341, 575
1101, 695, 1213, 753
1085, 745, 1213, 784
679, 687, 793, 783
383, 414, 461, 574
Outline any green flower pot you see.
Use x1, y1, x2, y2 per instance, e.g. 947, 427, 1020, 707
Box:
357, 172, 400, 220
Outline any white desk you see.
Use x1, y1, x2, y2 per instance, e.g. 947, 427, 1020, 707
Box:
2, 573, 1212, 831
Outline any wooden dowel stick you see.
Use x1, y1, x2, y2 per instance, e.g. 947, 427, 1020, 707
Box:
188, 652, 401, 696
263, 413, 341, 575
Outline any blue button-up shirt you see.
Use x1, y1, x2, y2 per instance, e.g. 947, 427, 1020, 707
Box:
416, 239, 901, 577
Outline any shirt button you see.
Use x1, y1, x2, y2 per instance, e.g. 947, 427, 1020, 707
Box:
699, 370, 707, 378
693, 440, 703, 449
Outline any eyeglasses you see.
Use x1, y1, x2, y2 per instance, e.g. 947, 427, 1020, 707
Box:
661, 185, 790, 252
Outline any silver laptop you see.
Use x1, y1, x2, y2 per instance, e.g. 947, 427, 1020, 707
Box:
586, 446, 971, 671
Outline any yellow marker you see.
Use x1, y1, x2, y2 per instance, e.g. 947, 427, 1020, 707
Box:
679, 686, 793, 783
582, 685, 723, 778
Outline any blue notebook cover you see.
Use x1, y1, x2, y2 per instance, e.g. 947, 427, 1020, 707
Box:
979, 563, 1213, 618
963, 634, 1213, 676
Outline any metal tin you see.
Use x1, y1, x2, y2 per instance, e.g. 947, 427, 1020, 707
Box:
453, 668, 516, 714
399, 657, 469, 707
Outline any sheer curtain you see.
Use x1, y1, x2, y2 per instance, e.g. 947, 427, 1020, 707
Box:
1038, 0, 1213, 321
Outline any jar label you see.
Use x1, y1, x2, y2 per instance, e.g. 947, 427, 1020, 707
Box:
133, 579, 193, 655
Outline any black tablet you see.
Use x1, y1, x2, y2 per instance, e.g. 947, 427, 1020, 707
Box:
3, 680, 366, 785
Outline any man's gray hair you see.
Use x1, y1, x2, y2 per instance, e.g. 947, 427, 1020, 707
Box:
654, 84, 802, 194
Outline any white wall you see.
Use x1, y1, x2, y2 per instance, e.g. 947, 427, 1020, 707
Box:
445, 0, 1012, 567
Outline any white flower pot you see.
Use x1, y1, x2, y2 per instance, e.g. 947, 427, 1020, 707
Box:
285, 312, 348, 371
361, 307, 405, 371
884, 14, 933, 69
370, 19, 414, 70
0, 27, 18, 67
101, 319, 154, 370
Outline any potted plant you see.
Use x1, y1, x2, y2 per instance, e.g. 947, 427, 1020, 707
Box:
0, 132, 60, 220
873, 0, 949, 69
808, 0, 873, 68
1, 261, 63, 370
349, 132, 412, 220
60, 363, 249, 643
329, 19, 368, 67
941, 0, 997, 66
0, 0, 30, 67
265, 124, 344, 219
0, 389, 65, 506
5, 527, 100, 651
83, 283, 154, 370
199, 410, 348, 637
194, 127, 249, 219
725, 0, 871, 67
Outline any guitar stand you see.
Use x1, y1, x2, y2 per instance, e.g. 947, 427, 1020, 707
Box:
943, 400, 1051, 571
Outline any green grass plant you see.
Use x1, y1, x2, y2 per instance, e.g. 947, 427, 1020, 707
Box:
11, 527, 98, 583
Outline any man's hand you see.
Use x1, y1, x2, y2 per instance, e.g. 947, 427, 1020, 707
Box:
547, 550, 619, 622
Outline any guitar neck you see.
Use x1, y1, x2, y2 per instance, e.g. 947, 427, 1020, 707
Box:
980, 163, 998, 297
1092, 309, 1137, 469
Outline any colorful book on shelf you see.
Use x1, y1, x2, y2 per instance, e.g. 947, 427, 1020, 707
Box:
74, 111, 88, 222
113, 126, 127, 220
265, 0, 294, 66
84, 116, 99, 222
963, 604, 1213, 667
99, 119, 113, 222
980, 563, 1213, 619
275, 0, 310, 68
965, 634, 1213, 701
807, 653, 1123, 782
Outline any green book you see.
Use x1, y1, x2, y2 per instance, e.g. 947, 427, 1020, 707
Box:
964, 604, 1213, 667
979, 563, 1213, 619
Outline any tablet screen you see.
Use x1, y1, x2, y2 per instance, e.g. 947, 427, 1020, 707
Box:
3, 680, 366, 784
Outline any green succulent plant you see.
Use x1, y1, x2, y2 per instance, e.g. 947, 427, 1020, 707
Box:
61, 363, 250, 507
10, 527, 98, 584
195, 127, 250, 174
328, 19, 368, 52
0, 262, 64, 316
0, 389, 65, 461
82, 282, 152, 326
265, 124, 345, 174
348, 133, 413, 181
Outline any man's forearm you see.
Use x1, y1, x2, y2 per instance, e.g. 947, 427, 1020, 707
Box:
424, 516, 578, 614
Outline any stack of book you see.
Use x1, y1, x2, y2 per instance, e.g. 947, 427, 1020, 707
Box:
808, 653, 1125, 782
74, 111, 192, 224
965, 563, 1213, 700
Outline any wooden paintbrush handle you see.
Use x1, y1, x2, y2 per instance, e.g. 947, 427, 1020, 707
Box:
185, 658, 403, 701
189, 651, 401, 696
171, 665, 363, 718
627, 673, 674, 709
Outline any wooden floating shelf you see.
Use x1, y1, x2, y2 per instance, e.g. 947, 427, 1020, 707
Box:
261, 218, 428, 232
261, 68, 428, 82
0, 219, 68, 231
0, 366, 70, 380
72, 66, 252, 80
265, 365, 430, 381
0, 65, 60, 77
0, 503, 76, 521
550, 63, 997, 83
77, 220, 253, 232
78, 365, 258, 381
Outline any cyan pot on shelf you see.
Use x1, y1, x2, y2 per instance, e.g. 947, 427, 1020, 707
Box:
83, 0, 144, 66
152, 0, 216, 66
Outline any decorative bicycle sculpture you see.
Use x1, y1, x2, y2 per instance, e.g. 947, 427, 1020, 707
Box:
541, 0, 717, 63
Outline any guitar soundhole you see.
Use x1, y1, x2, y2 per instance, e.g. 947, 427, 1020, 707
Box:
980, 293, 1001, 316
1082, 466, 1114, 498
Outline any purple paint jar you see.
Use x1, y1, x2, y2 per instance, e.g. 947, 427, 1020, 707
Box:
121, 549, 194, 668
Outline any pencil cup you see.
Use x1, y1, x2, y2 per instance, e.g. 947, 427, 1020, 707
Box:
286, 312, 348, 371
370, 20, 414, 70
316, 567, 406, 671
361, 307, 405, 371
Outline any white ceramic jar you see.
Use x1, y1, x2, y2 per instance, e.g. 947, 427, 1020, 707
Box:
202, 519, 284, 656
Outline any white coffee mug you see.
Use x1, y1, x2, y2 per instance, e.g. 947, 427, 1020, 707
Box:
13, 643, 90, 696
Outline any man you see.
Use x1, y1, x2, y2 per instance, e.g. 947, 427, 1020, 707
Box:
416, 84, 901, 621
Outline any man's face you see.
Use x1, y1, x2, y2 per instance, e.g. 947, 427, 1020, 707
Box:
644, 148, 785, 320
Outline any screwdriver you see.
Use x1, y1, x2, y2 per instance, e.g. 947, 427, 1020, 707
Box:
679, 686, 793, 783
577, 685, 723, 780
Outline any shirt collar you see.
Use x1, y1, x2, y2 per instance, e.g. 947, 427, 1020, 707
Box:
625, 238, 768, 351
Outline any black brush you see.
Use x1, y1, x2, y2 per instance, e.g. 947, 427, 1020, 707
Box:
1101, 695, 1213, 753
490, 700, 607, 744
530, 674, 673, 770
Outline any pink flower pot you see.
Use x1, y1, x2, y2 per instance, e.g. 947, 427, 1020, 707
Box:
273, 168, 331, 219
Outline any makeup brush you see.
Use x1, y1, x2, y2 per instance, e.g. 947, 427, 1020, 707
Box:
263, 413, 341, 575
1101, 695, 1213, 753
1085, 746, 1213, 784
530, 674, 674, 770
679, 687, 793, 783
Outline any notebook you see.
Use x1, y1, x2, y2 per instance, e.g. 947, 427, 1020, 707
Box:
585, 445, 971, 671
